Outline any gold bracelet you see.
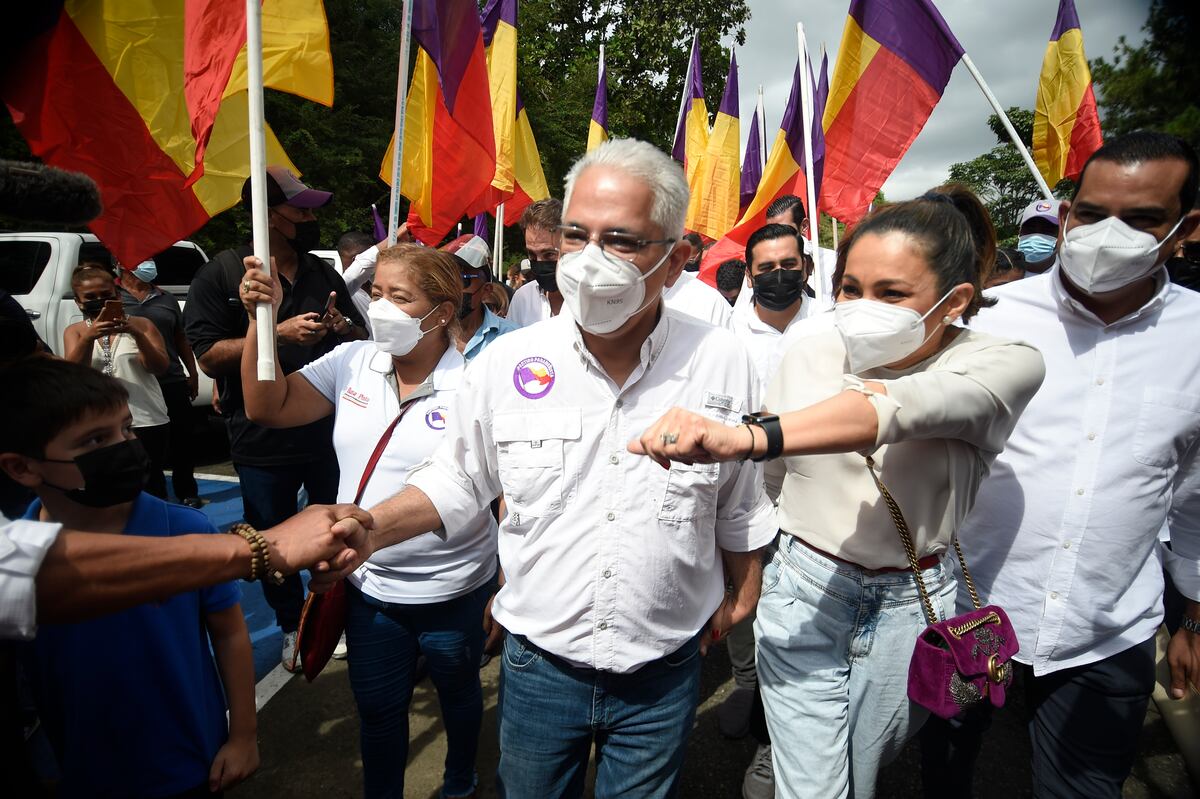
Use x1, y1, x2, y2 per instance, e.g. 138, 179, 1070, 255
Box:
228, 523, 285, 585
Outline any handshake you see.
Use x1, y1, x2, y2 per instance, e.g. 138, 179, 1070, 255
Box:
261, 503, 374, 585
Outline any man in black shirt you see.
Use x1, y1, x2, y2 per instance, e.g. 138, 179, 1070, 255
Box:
118, 259, 203, 506
185, 166, 366, 670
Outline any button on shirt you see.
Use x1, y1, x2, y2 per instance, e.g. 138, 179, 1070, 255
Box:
960, 267, 1200, 675
299, 341, 497, 604
407, 310, 776, 672
729, 294, 821, 393
663, 270, 733, 327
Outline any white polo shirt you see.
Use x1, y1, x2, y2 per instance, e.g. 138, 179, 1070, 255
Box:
407, 309, 776, 672
0, 518, 61, 640
729, 293, 823, 393
299, 341, 497, 604
663, 270, 733, 327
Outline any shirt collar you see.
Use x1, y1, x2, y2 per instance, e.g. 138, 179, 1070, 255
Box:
568, 303, 671, 386
368, 341, 464, 398
1047, 261, 1169, 328
735, 295, 806, 334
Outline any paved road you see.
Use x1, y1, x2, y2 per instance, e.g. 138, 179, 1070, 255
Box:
186, 470, 1194, 798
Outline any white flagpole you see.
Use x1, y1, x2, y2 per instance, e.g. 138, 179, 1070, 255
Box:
961, 54, 1054, 201
796, 24, 823, 298
387, 0, 415, 246
756, 85, 766, 170
245, 0, 274, 382
672, 30, 698, 158
493, 204, 505, 276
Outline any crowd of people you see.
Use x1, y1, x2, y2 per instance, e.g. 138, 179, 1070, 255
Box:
1, 128, 1199, 799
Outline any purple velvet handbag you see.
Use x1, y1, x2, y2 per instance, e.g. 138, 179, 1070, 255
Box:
866, 456, 1018, 720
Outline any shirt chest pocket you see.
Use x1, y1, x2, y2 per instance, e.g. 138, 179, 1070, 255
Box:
659, 462, 721, 523
494, 408, 581, 519
1133, 387, 1200, 468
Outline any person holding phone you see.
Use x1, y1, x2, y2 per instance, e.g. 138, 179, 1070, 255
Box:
63, 264, 172, 499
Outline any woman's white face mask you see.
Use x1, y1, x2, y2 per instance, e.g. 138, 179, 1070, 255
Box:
368, 298, 438, 357
833, 288, 956, 373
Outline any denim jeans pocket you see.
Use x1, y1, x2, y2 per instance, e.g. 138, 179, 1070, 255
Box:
503, 634, 543, 670
662, 634, 702, 668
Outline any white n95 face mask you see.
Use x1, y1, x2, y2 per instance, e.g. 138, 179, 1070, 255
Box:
368, 299, 437, 357
834, 288, 955, 373
1059, 214, 1184, 295
557, 241, 674, 334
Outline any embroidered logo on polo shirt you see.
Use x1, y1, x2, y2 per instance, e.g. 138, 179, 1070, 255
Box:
341, 387, 369, 408
425, 407, 448, 430
513, 356, 555, 399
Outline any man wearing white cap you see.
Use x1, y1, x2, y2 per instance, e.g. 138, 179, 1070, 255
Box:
185, 165, 367, 669
1015, 198, 1062, 273
441, 234, 518, 363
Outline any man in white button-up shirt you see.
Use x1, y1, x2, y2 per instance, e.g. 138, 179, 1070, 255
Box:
320, 139, 776, 797
922, 132, 1200, 799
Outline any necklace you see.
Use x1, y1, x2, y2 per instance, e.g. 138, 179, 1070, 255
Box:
85, 318, 116, 375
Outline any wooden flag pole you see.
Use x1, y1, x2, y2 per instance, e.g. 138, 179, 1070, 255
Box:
387, 0, 415, 246
245, 0, 274, 382
961, 54, 1054, 201
796, 24, 823, 295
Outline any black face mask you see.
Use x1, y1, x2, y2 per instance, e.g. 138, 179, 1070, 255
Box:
752, 269, 806, 311
529, 260, 558, 293
684, 259, 700, 273
39, 438, 150, 507
458, 290, 476, 320
286, 219, 322, 254
79, 297, 110, 317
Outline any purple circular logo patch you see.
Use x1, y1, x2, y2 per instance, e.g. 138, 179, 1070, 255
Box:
425, 406, 448, 430
513, 356, 555, 399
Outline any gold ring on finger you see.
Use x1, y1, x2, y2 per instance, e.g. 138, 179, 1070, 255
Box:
660, 432, 679, 445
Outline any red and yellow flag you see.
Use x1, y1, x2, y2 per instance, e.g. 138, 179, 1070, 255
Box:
381, 0, 496, 245
686, 53, 740, 241
820, 0, 963, 225
2, 0, 331, 267
672, 33, 709, 183
1033, 0, 1102, 185
479, 0, 548, 222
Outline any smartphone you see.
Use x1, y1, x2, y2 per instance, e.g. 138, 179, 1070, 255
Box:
95, 300, 125, 324
319, 291, 337, 323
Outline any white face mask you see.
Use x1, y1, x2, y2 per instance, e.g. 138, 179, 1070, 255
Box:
557, 241, 674, 335
1059, 213, 1184, 295
368, 298, 438, 357
834, 288, 955, 373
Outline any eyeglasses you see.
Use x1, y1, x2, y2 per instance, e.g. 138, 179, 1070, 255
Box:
554, 225, 675, 259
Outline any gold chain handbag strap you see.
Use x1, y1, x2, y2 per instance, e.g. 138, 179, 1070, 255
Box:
864, 456, 982, 627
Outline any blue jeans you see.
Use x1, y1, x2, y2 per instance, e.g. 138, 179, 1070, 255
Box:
234, 459, 339, 632
756, 534, 957, 799
345, 581, 490, 799
496, 631, 702, 799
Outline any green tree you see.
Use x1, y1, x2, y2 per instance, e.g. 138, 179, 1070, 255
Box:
948, 108, 1071, 245
1090, 0, 1199, 152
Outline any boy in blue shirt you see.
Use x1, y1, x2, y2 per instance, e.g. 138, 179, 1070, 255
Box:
0, 357, 258, 797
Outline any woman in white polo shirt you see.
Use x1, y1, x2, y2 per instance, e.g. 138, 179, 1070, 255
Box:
238, 245, 496, 799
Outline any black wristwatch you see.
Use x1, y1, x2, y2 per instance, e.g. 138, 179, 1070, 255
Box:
742, 412, 784, 462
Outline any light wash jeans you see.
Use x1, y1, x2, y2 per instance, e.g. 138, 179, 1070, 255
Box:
755, 534, 957, 799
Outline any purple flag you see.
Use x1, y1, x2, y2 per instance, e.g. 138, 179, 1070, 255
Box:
672, 33, 705, 162
371, 204, 387, 242
811, 51, 829, 201
474, 213, 489, 240
740, 100, 763, 210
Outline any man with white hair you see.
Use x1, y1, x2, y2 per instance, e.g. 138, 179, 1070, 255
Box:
313, 139, 775, 797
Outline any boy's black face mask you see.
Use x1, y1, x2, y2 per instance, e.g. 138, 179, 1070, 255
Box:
38, 438, 150, 507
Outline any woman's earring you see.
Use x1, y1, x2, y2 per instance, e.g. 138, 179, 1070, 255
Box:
942, 315, 953, 325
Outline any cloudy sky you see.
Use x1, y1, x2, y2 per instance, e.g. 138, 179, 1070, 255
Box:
731, 0, 1150, 202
